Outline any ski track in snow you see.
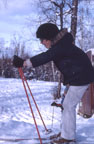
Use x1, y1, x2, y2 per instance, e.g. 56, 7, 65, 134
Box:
0, 78, 94, 144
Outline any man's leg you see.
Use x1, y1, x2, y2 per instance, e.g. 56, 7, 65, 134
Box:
61, 85, 89, 140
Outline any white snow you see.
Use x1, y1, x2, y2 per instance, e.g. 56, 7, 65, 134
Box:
0, 78, 94, 144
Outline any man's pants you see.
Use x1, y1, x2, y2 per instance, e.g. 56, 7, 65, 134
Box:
61, 85, 89, 140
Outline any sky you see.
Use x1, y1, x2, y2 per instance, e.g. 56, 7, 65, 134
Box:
0, 0, 48, 57
0, 0, 38, 44
0, 0, 94, 57
0, 0, 94, 43
0, 0, 46, 56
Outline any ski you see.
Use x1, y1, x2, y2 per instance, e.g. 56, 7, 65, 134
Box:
51, 142, 76, 144
0, 138, 33, 142
0, 135, 58, 143
0, 132, 61, 143
0, 137, 93, 144
50, 139, 76, 144
0, 138, 55, 144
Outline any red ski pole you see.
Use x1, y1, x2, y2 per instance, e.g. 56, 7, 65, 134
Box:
19, 68, 48, 132
18, 68, 42, 144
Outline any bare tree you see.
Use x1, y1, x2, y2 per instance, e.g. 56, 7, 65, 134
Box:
37, 0, 73, 27
77, 1, 94, 51
10, 34, 27, 58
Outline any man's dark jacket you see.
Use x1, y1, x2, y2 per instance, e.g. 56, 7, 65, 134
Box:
30, 33, 94, 86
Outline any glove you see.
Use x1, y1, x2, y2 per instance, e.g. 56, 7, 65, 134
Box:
13, 55, 24, 68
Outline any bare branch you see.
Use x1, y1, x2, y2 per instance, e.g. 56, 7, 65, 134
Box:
52, 1, 60, 7
66, 2, 73, 9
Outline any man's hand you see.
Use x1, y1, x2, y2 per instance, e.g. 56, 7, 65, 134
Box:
13, 55, 24, 68
23, 59, 32, 67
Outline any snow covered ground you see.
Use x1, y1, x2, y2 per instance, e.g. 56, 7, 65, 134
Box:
0, 78, 94, 144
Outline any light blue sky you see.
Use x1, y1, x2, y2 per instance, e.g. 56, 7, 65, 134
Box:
0, 0, 38, 43
0, 0, 94, 56
0, 0, 47, 57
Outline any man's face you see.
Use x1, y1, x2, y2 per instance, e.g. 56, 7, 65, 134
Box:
40, 39, 51, 49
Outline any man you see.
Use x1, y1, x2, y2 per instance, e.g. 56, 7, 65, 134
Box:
13, 23, 94, 143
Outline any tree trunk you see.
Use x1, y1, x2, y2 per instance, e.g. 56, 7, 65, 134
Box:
57, 72, 62, 99
71, 0, 78, 42
51, 61, 56, 82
